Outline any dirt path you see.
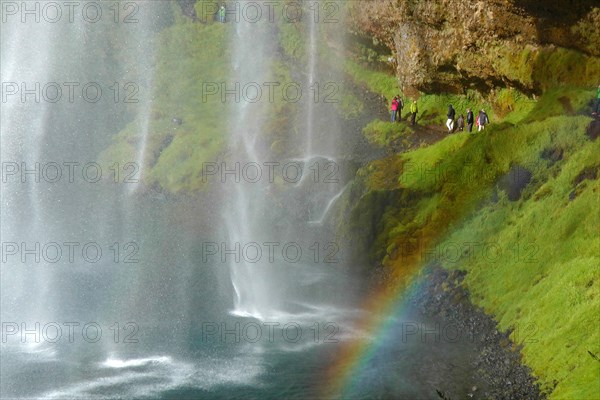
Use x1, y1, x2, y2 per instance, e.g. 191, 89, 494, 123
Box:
391, 122, 449, 153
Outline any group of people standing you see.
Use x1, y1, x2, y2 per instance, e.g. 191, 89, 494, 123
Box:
446, 105, 489, 133
390, 96, 488, 133
388, 84, 600, 133
390, 95, 418, 126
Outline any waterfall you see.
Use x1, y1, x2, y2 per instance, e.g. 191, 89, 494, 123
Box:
0, 12, 59, 328
223, 14, 276, 319
1, 2, 366, 397
0, 1, 164, 352
223, 1, 351, 321
305, 3, 317, 156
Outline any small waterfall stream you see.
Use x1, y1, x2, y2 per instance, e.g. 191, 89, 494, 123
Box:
222, 1, 354, 322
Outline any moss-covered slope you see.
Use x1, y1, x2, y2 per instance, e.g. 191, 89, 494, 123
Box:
341, 4, 599, 395
344, 82, 599, 399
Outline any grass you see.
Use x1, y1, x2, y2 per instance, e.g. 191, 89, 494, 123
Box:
488, 44, 600, 92
344, 59, 398, 103
100, 11, 297, 192
353, 91, 599, 398
363, 120, 411, 147
343, 42, 600, 394
437, 126, 599, 399
99, 19, 232, 192
344, 46, 599, 145
344, 37, 600, 397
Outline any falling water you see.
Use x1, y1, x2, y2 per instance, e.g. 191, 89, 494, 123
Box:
223, 1, 354, 321
0, 11, 59, 332
305, 3, 317, 156
0, 3, 191, 398
223, 14, 274, 319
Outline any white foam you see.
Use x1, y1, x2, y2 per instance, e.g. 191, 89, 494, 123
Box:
1, 341, 58, 359
40, 353, 264, 399
101, 356, 172, 369
229, 309, 264, 320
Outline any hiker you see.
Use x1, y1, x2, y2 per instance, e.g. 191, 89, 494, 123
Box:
446, 105, 456, 132
478, 109, 489, 132
410, 100, 418, 125
456, 114, 464, 132
596, 84, 600, 114
396, 95, 404, 121
218, 3, 226, 23
466, 108, 474, 132
390, 97, 399, 123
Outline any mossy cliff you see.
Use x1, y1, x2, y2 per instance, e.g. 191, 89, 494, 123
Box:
339, 2, 600, 398
342, 109, 599, 398
348, 0, 600, 95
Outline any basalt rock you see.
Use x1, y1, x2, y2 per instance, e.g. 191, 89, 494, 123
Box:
177, 0, 199, 21
497, 165, 533, 201
415, 266, 545, 400
587, 115, 600, 140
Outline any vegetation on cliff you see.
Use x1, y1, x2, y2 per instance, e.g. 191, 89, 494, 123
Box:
341, 2, 600, 397
100, 2, 300, 193
347, 0, 600, 95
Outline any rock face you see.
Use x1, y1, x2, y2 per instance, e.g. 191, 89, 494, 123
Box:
177, 0, 200, 21
349, 0, 600, 94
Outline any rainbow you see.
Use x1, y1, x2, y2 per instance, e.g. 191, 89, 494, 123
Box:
323, 262, 427, 398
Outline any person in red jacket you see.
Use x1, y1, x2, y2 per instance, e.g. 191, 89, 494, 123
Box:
390, 97, 399, 123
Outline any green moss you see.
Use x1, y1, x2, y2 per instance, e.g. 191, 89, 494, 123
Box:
363, 120, 411, 147
493, 88, 536, 123
491, 44, 536, 88
533, 47, 600, 90
522, 87, 594, 123
344, 59, 398, 102
100, 20, 232, 193
438, 132, 599, 400
492, 44, 600, 92
279, 21, 306, 61
100, 14, 300, 193
335, 88, 364, 119
358, 107, 599, 398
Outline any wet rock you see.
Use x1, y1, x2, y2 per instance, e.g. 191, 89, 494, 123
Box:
348, 1, 600, 95
176, 0, 198, 21
586, 115, 600, 140
540, 147, 563, 164
497, 165, 533, 201
414, 266, 545, 400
